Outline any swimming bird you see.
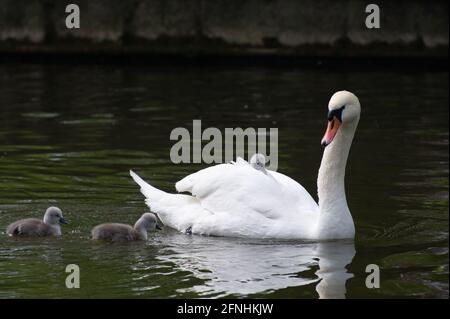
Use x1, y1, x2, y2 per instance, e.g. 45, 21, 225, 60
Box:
6, 206, 68, 237
130, 91, 360, 240
91, 212, 161, 242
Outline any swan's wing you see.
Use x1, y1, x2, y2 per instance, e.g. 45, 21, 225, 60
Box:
130, 164, 319, 238
268, 170, 319, 217
233, 157, 248, 166
176, 163, 318, 221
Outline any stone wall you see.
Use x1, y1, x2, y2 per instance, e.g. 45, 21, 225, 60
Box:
0, 0, 448, 58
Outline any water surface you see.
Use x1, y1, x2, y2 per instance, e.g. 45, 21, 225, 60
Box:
0, 64, 448, 298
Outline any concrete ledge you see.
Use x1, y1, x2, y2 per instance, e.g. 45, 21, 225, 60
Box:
0, 0, 448, 58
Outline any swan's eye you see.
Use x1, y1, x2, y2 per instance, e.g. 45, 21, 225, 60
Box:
327, 105, 345, 122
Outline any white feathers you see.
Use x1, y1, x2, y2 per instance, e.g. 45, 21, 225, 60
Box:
130, 91, 360, 239
130, 162, 319, 239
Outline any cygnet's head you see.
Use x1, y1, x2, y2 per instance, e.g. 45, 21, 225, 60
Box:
321, 91, 361, 147
135, 212, 162, 231
250, 153, 266, 171
43, 207, 68, 225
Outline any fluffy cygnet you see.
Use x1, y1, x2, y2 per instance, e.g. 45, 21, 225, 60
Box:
91, 212, 161, 242
6, 206, 68, 237
250, 153, 267, 173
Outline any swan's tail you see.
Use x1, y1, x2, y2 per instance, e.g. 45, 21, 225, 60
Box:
129, 170, 203, 232
129, 170, 168, 204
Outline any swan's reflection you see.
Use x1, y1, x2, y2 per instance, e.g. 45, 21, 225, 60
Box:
315, 240, 356, 299
157, 234, 355, 298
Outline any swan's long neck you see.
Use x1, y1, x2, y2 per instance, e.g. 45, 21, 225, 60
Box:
316, 119, 358, 239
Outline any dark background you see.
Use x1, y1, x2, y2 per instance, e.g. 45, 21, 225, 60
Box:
0, 0, 448, 64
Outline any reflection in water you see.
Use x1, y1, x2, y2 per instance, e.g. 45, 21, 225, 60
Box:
158, 234, 355, 298
315, 241, 356, 299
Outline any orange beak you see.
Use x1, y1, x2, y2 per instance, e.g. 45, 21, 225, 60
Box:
321, 117, 341, 146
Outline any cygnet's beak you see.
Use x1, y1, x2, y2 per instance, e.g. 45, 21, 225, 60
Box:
59, 217, 68, 225
156, 224, 162, 230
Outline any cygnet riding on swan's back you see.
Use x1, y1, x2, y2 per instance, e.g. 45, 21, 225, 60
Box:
130, 91, 360, 240
250, 153, 267, 173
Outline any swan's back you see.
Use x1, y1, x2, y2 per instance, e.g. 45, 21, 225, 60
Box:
131, 160, 319, 238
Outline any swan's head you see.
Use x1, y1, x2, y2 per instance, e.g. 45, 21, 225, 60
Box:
43, 206, 68, 225
321, 91, 360, 147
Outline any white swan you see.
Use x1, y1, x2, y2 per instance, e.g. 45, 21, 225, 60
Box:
130, 91, 360, 240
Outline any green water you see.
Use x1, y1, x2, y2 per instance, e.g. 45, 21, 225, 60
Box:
0, 64, 448, 298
